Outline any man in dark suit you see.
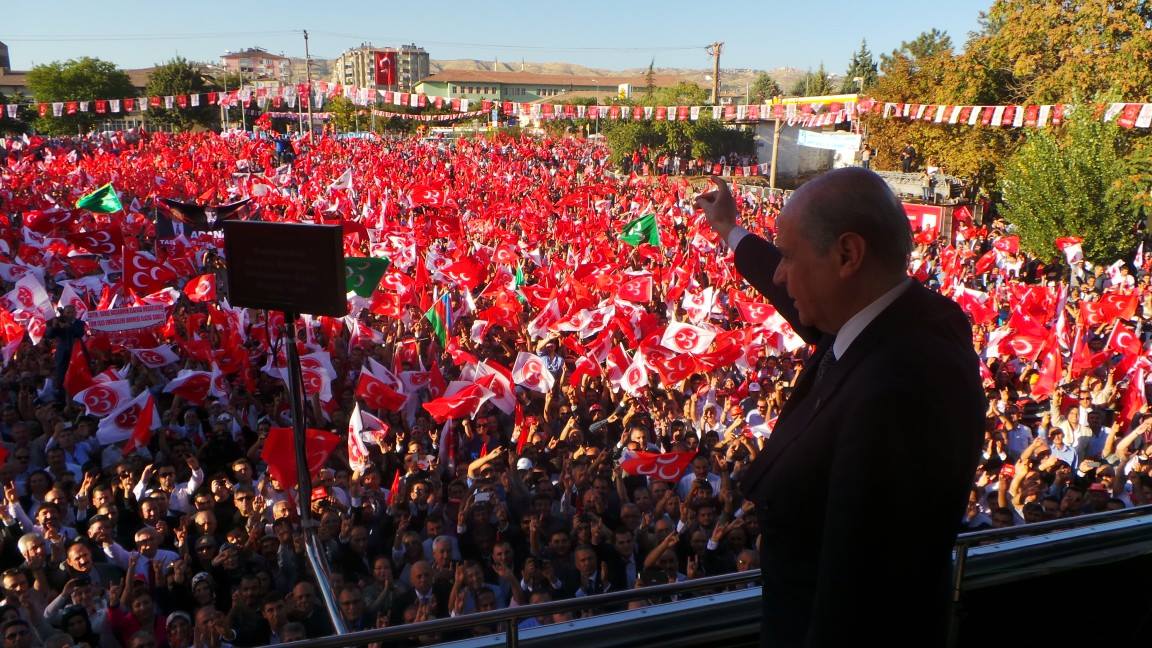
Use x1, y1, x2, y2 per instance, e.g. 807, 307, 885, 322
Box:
696, 170, 984, 647
389, 559, 451, 626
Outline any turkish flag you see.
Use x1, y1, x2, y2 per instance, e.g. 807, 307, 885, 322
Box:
183, 274, 216, 303
24, 208, 73, 234
347, 403, 372, 474
122, 393, 159, 453
73, 379, 133, 417
428, 361, 447, 398
422, 383, 493, 422
998, 331, 1045, 361
1030, 339, 1062, 400
355, 369, 408, 411
164, 370, 213, 405
511, 351, 555, 394
616, 275, 653, 303
374, 51, 396, 86
260, 426, 341, 489
63, 342, 94, 397
620, 450, 696, 481
660, 322, 716, 355
974, 250, 998, 275
1108, 320, 1142, 356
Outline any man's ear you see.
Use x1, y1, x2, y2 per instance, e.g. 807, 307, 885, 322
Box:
835, 232, 867, 278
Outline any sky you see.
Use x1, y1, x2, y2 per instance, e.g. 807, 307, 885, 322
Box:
3, 0, 991, 74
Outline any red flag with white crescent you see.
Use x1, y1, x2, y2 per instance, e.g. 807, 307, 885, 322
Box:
183, 274, 216, 303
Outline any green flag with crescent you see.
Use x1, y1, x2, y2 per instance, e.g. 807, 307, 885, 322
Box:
345, 257, 391, 297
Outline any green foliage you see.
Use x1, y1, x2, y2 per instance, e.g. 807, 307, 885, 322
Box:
212, 71, 245, 92
748, 73, 782, 104
644, 60, 656, 98
25, 57, 136, 135
999, 106, 1138, 263
788, 64, 835, 97
601, 95, 755, 170
841, 40, 879, 93
145, 57, 219, 131
643, 82, 709, 107
880, 29, 954, 75
1106, 136, 1152, 234
602, 120, 661, 167
326, 96, 362, 133
969, 0, 1152, 103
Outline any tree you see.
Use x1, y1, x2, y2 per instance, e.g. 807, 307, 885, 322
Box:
1106, 136, 1152, 236
880, 29, 954, 74
601, 82, 752, 169
748, 73, 782, 104
999, 105, 1139, 263
25, 57, 136, 135
788, 64, 835, 97
841, 40, 879, 93
644, 60, 657, 98
963, 0, 1152, 103
325, 96, 360, 133
145, 57, 219, 131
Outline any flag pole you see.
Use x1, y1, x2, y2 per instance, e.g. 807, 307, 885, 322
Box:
283, 310, 346, 635
283, 312, 314, 521
303, 29, 315, 143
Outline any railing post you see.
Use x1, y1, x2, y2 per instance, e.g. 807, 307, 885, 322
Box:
506, 617, 519, 648
946, 543, 969, 648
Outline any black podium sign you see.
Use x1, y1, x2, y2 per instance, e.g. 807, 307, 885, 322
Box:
222, 221, 346, 316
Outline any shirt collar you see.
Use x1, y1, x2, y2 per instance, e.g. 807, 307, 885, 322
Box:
832, 279, 912, 361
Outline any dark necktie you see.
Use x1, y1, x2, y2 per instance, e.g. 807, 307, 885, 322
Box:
814, 347, 837, 388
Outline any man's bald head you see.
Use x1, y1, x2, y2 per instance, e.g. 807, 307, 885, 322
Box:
784, 167, 912, 277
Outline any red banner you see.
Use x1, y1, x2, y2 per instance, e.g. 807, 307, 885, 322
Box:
374, 51, 396, 86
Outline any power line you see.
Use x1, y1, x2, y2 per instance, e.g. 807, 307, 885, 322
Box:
293, 31, 708, 52
3, 30, 299, 42
3, 30, 706, 53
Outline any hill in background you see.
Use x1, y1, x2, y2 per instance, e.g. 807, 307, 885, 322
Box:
429, 59, 830, 98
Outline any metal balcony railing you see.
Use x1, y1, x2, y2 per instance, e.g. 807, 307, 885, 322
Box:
291, 504, 1152, 648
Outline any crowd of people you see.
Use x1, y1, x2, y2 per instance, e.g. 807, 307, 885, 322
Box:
0, 126, 1146, 648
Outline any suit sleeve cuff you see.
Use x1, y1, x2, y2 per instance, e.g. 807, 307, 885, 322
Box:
727, 226, 751, 251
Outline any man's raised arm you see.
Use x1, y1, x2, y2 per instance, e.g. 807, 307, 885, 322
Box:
695, 177, 820, 343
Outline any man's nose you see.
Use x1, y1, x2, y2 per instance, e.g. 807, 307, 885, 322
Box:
772, 263, 786, 287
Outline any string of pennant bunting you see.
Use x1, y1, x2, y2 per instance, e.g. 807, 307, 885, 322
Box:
4, 83, 1151, 130
0, 81, 862, 126
869, 100, 1152, 129
369, 108, 489, 122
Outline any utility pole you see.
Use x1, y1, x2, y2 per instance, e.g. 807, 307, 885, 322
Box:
303, 29, 315, 142
707, 42, 723, 105
239, 67, 246, 132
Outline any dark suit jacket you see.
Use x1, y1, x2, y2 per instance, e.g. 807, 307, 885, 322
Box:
734, 233, 985, 647
388, 582, 451, 627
